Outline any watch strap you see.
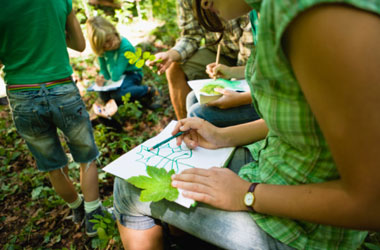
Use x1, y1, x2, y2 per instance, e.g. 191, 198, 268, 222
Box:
246, 183, 259, 211
248, 182, 258, 193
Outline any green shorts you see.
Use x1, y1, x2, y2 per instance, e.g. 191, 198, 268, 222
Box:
182, 48, 237, 81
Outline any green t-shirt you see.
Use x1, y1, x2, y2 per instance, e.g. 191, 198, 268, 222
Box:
0, 0, 73, 84
98, 37, 143, 82
239, 0, 379, 249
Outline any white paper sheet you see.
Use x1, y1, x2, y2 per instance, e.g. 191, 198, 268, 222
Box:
102, 121, 235, 208
87, 75, 126, 92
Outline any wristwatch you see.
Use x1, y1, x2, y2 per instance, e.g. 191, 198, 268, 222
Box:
244, 183, 259, 211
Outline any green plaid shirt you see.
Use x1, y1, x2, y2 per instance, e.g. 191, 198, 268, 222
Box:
239, 0, 379, 249
172, 0, 254, 66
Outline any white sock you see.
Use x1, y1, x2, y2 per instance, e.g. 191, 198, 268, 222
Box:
84, 198, 101, 213
68, 195, 83, 209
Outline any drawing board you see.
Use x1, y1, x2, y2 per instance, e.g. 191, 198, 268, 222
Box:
102, 120, 235, 207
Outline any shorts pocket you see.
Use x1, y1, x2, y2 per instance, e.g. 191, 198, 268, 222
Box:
59, 97, 89, 129
12, 109, 44, 137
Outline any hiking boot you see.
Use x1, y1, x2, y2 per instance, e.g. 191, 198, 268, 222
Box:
147, 86, 162, 110
72, 197, 85, 224
85, 205, 106, 237
140, 86, 161, 110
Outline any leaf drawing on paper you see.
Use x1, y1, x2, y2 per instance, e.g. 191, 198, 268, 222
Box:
135, 144, 194, 172
127, 166, 179, 202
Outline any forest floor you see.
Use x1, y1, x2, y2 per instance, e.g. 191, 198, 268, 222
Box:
1, 17, 379, 250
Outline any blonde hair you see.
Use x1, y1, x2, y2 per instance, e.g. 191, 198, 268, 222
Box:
86, 16, 120, 56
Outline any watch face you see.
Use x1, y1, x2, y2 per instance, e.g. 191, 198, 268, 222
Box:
244, 192, 254, 206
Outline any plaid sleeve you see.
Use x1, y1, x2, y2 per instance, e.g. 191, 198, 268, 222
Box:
172, 0, 204, 61
237, 15, 254, 66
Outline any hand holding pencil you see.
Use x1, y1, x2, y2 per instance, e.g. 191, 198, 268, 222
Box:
172, 118, 224, 150
214, 43, 221, 80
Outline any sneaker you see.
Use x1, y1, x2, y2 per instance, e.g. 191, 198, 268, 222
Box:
72, 197, 85, 224
85, 205, 106, 237
147, 87, 162, 110
141, 86, 162, 110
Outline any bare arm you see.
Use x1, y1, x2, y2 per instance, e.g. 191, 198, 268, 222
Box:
66, 10, 85, 52
173, 4, 380, 231
253, 4, 380, 230
206, 63, 246, 79
173, 118, 268, 149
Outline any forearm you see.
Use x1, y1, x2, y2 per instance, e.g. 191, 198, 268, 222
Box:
98, 58, 110, 80
219, 119, 268, 147
172, 38, 199, 61
253, 180, 380, 230
66, 10, 85, 52
238, 92, 252, 105
167, 49, 182, 62
229, 66, 246, 79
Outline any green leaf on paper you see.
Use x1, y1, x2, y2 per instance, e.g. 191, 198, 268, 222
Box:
127, 166, 179, 202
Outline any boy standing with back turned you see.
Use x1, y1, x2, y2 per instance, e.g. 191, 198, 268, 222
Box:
0, 0, 104, 237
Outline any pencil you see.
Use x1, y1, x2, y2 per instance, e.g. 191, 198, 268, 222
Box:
214, 43, 221, 80
149, 131, 185, 151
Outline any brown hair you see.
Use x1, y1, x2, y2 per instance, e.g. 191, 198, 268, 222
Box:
86, 16, 120, 56
192, 0, 224, 44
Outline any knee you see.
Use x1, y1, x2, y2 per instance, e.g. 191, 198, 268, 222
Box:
80, 161, 96, 172
166, 62, 184, 84
188, 104, 205, 119
48, 166, 68, 179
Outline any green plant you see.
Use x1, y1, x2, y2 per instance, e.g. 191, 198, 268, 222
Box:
117, 93, 143, 120
90, 209, 120, 249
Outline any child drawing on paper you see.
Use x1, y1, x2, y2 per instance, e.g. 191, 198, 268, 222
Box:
112, 0, 380, 249
86, 16, 160, 111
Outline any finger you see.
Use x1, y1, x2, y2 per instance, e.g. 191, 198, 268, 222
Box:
171, 173, 210, 188
206, 62, 216, 68
205, 68, 215, 79
181, 190, 215, 205
207, 97, 223, 107
172, 119, 184, 135
182, 133, 198, 149
174, 167, 212, 177
158, 61, 172, 75
146, 60, 155, 66
172, 179, 213, 194
214, 88, 226, 94
177, 117, 202, 132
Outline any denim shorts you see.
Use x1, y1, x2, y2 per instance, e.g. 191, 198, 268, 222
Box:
7, 81, 99, 172
113, 148, 294, 250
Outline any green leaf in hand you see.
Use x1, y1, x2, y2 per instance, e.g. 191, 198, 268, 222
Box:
127, 166, 179, 202
124, 51, 134, 59
135, 59, 145, 68
129, 57, 138, 64
143, 51, 151, 60
135, 47, 142, 58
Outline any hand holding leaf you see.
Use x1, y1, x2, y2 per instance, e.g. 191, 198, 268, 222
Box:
124, 48, 156, 69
